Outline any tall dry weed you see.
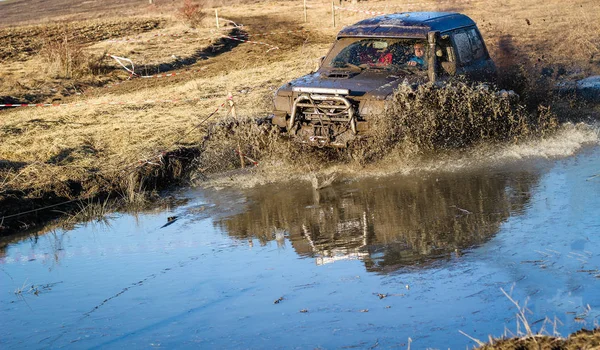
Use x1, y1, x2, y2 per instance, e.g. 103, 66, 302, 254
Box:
39, 34, 101, 79
178, 0, 206, 28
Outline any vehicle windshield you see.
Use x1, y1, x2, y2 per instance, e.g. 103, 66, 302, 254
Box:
324, 37, 429, 72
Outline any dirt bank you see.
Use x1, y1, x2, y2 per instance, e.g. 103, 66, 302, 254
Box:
478, 328, 600, 349
0, 146, 201, 234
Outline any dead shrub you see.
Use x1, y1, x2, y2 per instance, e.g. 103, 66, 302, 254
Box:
178, 0, 206, 29
39, 34, 99, 79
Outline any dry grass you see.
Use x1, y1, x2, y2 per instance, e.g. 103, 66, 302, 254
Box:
0, 18, 164, 103
473, 289, 600, 349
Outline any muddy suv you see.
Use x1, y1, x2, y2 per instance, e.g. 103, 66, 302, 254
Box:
272, 12, 496, 147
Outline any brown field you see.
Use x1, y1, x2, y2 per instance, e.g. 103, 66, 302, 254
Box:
0, 0, 599, 235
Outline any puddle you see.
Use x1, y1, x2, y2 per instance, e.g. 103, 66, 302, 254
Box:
1, 144, 599, 348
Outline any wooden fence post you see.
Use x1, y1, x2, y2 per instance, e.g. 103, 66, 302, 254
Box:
304, 0, 307, 22
331, 2, 336, 27
227, 91, 237, 118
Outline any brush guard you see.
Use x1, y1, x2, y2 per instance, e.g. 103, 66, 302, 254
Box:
288, 94, 357, 147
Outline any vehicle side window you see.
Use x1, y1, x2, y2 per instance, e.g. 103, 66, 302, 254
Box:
468, 28, 485, 60
453, 31, 473, 64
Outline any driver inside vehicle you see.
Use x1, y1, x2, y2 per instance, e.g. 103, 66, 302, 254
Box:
407, 42, 427, 69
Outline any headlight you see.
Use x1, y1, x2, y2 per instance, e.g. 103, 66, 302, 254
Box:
273, 93, 292, 113
358, 99, 387, 117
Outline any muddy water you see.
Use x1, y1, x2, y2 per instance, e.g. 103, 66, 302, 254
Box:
2, 130, 600, 348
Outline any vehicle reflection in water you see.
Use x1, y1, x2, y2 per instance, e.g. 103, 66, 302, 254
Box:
214, 170, 538, 273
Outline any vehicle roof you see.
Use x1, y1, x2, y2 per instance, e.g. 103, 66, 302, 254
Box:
337, 12, 476, 38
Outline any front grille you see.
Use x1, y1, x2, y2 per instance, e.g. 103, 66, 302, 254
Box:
301, 99, 353, 123
290, 93, 358, 135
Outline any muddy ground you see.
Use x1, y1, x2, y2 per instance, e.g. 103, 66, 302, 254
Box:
480, 328, 600, 349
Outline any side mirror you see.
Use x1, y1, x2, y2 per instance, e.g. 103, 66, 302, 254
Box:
441, 61, 457, 75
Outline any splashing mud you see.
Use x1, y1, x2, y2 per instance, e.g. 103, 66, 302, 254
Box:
195, 82, 598, 188
353, 81, 559, 162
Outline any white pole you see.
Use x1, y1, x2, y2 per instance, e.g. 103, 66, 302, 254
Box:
331, 2, 336, 27
304, 0, 307, 22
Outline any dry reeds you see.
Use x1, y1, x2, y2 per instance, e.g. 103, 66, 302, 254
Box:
39, 34, 99, 79
475, 289, 600, 349
67, 196, 116, 224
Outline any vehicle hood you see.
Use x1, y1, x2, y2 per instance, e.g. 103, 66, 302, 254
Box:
276, 69, 427, 100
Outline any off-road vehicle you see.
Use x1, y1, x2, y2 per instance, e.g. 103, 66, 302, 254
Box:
272, 12, 497, 147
